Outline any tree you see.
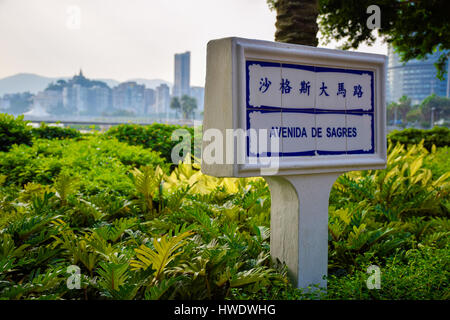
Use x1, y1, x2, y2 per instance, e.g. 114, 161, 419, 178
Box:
267, 0, 319, 46
387, 102, 397, 124
46, 80, 67, 92
406, 107, 422, 124
397, 96, 412, 124
420, 94, 450, 126
170, 97, 182, 118
387, 95, 412, 125
318, 0, 450, 79
180, 95, 197, 120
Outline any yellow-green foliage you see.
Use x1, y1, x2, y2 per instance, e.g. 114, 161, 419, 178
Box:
0, 137, 448, 300
164, 162, 260, 195
328, 141, 449, 272
131, 230, 194, 282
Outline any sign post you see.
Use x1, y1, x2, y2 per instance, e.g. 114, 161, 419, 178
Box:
201, 37, 387, 290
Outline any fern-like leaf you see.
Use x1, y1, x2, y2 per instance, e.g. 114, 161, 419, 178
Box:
130, 231, 193, 281
97, 261, 129, 292
54, 173, 78, 206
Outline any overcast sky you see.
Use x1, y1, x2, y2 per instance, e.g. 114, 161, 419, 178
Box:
0, 0, 387, 86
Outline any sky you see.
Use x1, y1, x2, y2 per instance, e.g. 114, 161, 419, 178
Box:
0, 0, 387, 87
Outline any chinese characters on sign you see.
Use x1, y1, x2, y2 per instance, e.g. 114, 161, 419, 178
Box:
259, 79, 363, 99
259, 77, 271, 93
247, 61, 374, 157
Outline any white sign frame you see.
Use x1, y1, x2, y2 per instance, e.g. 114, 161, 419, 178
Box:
202, 37, 387, 177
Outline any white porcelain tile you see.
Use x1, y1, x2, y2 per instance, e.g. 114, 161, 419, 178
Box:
315, 112, 347, 153
281, 66, 316, 109
346, 72, 373, 111
281, 112, 316, 154
346, 113, 374, 153
248, 110, 282, 156
248, 62, 282, 108
315, 72, 347, 111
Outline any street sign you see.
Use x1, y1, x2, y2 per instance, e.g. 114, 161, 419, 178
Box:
202, 37, 386, 177
202, 37, 387, 290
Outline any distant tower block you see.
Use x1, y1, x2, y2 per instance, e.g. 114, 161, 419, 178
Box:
173, 51, 191, 97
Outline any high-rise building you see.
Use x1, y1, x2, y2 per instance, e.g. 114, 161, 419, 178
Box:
144, 88, 156, 114
62, 86, 75, 111
173, 51, 190, 98
156, 83, 170, 116
87, 85, 111, 114
387, 46, 449, 105
189, 86, 205, 113
73, 84, 88, 113
112, 82, 145, 114
32, 90, 63, 111
62, 84, 89, 114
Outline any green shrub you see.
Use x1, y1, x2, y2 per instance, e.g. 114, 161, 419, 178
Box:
231, 245, 450, 300
388, 126, 450, 150
0, 135, 166, 195
0, 130, 448, 300
32, 123, 81, 140
106, 123, 195, 163
327, 245, 450, 300
423, 146, 450, 178
328, 142, 450, 272
0, 113, 33, 152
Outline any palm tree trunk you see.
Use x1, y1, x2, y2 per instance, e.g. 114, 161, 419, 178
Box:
272, 0, 319, 47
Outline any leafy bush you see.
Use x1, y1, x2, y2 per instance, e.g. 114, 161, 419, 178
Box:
423, 146, 450, 178
0, 113, 33, 152
327, 245, 450, 300
0, 135, 166, 195
31, 123, 81, 140
106, 123, 195, 163
388, 126, 450, 150
328, 141, 449, 272
0, 162, 282, 300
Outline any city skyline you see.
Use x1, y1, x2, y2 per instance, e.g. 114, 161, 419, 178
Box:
0, 0, 387, 87
0, 55, 204, 118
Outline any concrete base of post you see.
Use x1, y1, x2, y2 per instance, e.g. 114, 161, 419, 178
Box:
265, 173, 341, 290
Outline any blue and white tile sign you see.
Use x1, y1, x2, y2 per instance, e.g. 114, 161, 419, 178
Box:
246, 61, 374, 157
202, 37, 386, 177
